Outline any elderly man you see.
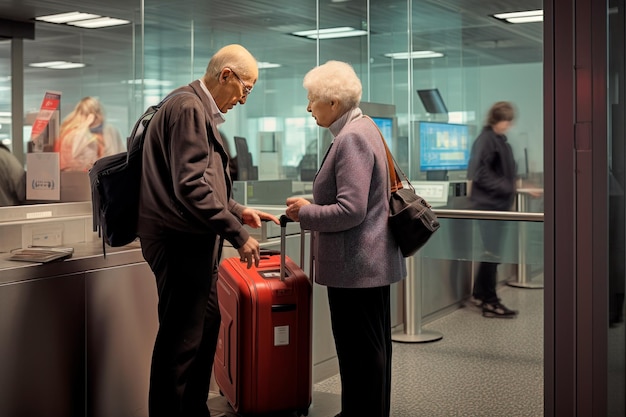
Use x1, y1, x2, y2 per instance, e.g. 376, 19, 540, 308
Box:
138, 44, 279, 417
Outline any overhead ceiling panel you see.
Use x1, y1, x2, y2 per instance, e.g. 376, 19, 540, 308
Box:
0, 0, 544, 115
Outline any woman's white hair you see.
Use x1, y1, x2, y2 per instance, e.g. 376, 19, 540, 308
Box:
303, 60, 362, 111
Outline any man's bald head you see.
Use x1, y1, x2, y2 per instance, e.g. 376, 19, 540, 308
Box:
205, 44, 258, 82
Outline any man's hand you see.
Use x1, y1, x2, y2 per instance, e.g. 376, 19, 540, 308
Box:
241, 208, 280, 228
237, 236, 261, 268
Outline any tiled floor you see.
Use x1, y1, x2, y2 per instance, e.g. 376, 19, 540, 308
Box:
208, 284, 544, 417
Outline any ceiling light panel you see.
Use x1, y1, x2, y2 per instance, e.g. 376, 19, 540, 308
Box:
493, 10, 543, 19
49, 62, 86, 69
505, 16, 543, 24
385, 51, 444, 59
257, 62, 282, 69
493, 9, 543, 24
36, 12, 100, 24
36, 12, 130, 28
28, 61, 67, 68
67, 17, 131, 28
29, 61, 85, 69
291, 27, 367, 40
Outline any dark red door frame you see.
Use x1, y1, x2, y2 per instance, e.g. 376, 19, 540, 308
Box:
545, 0, 609, 415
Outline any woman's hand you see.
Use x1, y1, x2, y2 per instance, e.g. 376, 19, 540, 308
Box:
285, 197, 311, 222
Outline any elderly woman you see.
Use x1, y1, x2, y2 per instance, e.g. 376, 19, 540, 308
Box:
285, 60, 405, 417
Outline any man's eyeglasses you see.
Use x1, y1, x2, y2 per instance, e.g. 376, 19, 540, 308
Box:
227, 68, 253, 96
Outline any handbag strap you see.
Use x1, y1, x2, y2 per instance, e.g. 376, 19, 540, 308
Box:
364, 116, 406, 193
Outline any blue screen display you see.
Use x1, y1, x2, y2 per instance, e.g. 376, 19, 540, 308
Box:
419, 122, 470, 171
371, 117, 393, 151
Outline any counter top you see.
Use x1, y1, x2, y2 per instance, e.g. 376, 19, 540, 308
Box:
0, 240, 144, 285
0, 203, 293, 285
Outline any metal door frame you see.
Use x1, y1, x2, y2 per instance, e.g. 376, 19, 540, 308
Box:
545, 0, 609, 415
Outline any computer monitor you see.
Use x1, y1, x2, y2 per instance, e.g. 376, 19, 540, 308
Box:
418, 121, 470, 173
370, 116, 394, 148
360, 101, 397, 152
417, 88, 448, 114
234, 136, 257, 181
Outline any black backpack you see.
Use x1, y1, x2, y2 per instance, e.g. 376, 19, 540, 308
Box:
89, 93, 183, 254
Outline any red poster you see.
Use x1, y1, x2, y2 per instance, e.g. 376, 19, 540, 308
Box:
30, 91, 62, 142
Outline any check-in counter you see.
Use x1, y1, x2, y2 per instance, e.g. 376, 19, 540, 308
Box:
0, 202, 156, 417
0, 202, 376, 416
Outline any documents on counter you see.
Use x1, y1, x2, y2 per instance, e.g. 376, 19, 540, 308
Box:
9, 247, 74, 263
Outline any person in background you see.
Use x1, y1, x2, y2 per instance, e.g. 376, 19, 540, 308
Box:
54, 96, 123, 171
467, 101, 519, 318
284, 60, 405, 417
137, 44, 279, 417
0, 143, 26, 206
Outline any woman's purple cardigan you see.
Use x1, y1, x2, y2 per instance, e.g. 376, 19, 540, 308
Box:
297, 108, 406, 288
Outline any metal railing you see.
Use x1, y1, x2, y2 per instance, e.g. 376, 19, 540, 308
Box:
433, 208, 544, 222
393, 208, 544, 344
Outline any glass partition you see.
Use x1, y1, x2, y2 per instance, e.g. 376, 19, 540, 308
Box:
22, 12, 136, 148
1, 0, 544, 207
422, 217, 544, 267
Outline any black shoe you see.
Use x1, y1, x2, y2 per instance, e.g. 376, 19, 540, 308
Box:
482, 301, 518, 318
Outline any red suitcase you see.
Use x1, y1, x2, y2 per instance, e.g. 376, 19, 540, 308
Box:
214, 216, 312, 416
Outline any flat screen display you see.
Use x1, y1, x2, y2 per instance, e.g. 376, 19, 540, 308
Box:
371, 117, 393, 149
418, 121, 470, 171
417, 88, 448, 114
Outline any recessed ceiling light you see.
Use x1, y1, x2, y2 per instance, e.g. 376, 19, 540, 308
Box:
385, 51, 444, 59
36, 12, 100, 24
493, 9, 543, 24
258, 62, 281, 69
67, 17, 130, 29
122, 78, 173, 87
49, 62, 86, 69
505, 15, 543, 23
292, 27, 367, 40
29, 61, 86, 69
29, 61, 67, 68
35, 11, 130, 28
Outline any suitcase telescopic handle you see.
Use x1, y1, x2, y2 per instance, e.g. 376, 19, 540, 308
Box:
279, 215, 292, 281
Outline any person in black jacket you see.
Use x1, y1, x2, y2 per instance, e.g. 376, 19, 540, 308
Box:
467, 101, 519, 318
138, 44, 279, 417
